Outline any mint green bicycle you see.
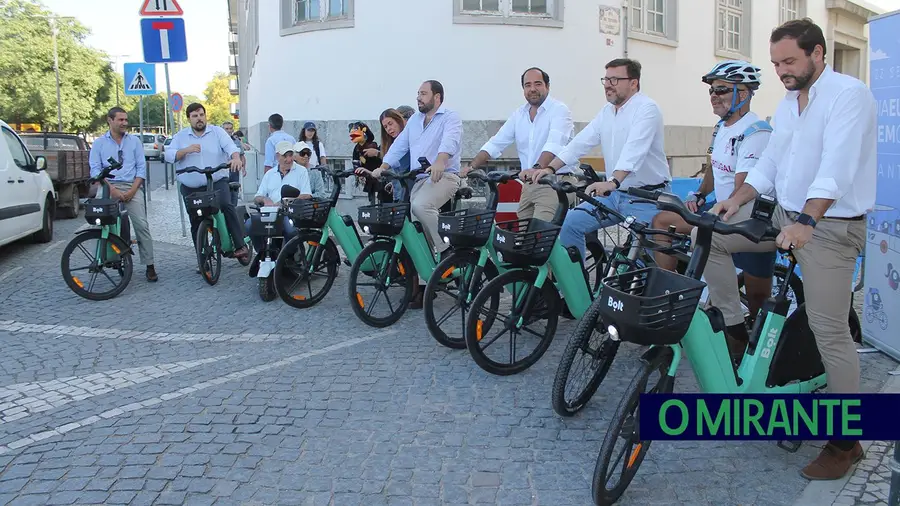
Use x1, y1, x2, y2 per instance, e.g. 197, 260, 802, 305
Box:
347, 158, 469, 327
272, 164, 365, 308
590, 188, 828, 505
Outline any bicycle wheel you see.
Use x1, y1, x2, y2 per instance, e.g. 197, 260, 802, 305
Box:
592, 347, 674, 505
258, 276, 276, 301
348, 240, 415, 328
274, 233, 340, 309
195, 220, 222, 286
464, 268, 560, 375
60, 230, 133, 301
551, 296, 620, 417
423, 249, 500, 349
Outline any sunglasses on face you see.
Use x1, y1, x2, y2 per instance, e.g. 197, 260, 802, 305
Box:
299, 150, 311, 157
709, 86, 736, 96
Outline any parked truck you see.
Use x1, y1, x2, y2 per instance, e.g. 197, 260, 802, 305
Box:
18, 132, 91, 219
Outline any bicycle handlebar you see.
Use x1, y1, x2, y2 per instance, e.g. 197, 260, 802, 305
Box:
90, 157, 123, 184
176, 162, 230, 175
627, 187, 782, 244
465, 168, 522, 185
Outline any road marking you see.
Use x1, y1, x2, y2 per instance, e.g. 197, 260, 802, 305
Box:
40, 240, 65, 255
0, 320, 309, 342
0, 266, 23, 283
0, 329, 396, 455
0, 356, 229, 424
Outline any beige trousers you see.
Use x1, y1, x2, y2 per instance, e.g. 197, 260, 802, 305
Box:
701, 202, 865, 393
111, 181, 155, 265
409, 172, 462, 255
517, 174, 578, 222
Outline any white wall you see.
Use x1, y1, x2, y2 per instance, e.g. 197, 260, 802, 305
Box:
245, 0, 868, 131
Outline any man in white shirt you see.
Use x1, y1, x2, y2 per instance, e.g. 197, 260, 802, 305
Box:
651, 60, 775, 322
540, 58, 671, 261
707, 19, 875, 479
462, 67, 577, 222
244, 140, 312, 252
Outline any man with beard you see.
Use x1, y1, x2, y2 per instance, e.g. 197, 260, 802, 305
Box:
707, 18, 876, 480
462, 67, 577, 222
166, 103, 249, 260
540, 58, 671, 262
356, 79, 462, 308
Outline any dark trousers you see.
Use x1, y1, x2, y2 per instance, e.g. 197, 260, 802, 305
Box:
180, 178, 246, 250
228, 170, 240, 206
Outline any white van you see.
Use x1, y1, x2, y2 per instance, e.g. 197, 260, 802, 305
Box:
0, 120, 56, 247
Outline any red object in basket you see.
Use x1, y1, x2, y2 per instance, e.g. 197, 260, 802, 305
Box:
495, 179, 523, 230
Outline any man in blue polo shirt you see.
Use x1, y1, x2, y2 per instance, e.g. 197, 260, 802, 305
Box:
263, 113, 295, 173
166, 102, 248, 260
88, 106, 158, 282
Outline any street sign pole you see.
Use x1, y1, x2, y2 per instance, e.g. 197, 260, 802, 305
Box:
164, 63, 184, 237
140, 96, 149, 205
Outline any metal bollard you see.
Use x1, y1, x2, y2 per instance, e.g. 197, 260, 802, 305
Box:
176, 181, 186, 238
147, 163, 151, 202
889, 440, 899, 506
164, 162, 169, 190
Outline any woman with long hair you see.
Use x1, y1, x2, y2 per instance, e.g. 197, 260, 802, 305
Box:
300, 121, 327, 168
366, 108, 410, 201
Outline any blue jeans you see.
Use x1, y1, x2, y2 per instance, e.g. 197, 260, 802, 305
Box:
560, 186, 669, 261
700, 199, 776, 278
244, 216, 296, 253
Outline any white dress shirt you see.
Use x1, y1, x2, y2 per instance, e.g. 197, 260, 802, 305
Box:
744, 65, 877, 218
255, 164, 312, 203
556, 91, 670, 188
479, 95, 577, 174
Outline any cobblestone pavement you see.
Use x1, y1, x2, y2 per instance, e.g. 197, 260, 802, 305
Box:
0, 198, 897, 506
829, 441, 897, 506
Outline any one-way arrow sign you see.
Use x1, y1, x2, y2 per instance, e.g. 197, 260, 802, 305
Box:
139, 0, 184, 16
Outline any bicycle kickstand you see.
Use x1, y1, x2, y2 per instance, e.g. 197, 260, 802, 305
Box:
777, 440, 803, 453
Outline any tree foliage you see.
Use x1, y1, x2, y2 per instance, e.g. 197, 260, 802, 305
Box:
203, 72, 238, 129
0, 0, 119, 132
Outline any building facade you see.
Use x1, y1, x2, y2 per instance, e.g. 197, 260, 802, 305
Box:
226, 0, 882, 180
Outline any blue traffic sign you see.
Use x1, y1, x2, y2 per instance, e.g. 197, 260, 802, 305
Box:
140, 18, 187, 63
123, 62, 156, 96
170, 92, 183, 112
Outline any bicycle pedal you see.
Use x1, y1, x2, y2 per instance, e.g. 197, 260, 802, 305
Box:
777, 440, 802, 453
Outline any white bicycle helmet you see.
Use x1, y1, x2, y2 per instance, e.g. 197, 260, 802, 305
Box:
702, 60, 762, 89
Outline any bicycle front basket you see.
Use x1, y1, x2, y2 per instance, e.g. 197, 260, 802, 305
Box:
597, 267, 706, 346
83, 198, 120, 226
492, 218, 560, 267
286, 198, 332, 229
358, 202, 409, 237
438, 207, 496, 249
183, 191, 219, 218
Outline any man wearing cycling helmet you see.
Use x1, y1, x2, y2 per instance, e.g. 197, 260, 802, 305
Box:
651, 60, 775, 330
707, 18, 875, 480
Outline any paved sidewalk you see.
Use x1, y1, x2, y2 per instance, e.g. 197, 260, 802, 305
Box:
793, 364, 900, 506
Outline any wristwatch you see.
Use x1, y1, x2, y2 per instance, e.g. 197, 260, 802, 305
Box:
796, 213, 817, 228
611, 178, 621, 188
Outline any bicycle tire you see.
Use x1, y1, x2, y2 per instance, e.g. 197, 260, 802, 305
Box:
591, 347, 674, 505
423, 249, 500, 349
273, 233, 340, 309
195, 219, 222, 286
60, 230, 133, 301
551, 295, 620, 417
464, 268, 560, 375
258, 276, 276, 301
348, 240, 415, 328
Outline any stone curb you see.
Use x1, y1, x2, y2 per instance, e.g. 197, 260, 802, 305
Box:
792, 360, 900, 506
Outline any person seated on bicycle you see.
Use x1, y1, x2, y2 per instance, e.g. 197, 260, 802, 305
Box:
350, 121, 392, 203
354, 80, 463, 309
651, 60, 775, 323
708, 19, 874, 479
167, 102, 249, 260
292, 141, 329, 200
536, 58, 671, 262
462, 67, 578, 222
244, 140, 312, 253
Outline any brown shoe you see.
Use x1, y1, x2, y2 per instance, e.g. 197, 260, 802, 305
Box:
800, 442, 864, 480
146, 265, 158, 282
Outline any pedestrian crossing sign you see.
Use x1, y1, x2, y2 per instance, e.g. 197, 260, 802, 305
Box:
123, 63, 157, 96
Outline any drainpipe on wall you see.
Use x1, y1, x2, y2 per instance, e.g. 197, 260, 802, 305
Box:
621, 0, 628, 58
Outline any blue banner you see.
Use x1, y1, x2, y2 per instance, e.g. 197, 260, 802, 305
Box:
639, 393, 900, 440
865, 11, 900, 361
